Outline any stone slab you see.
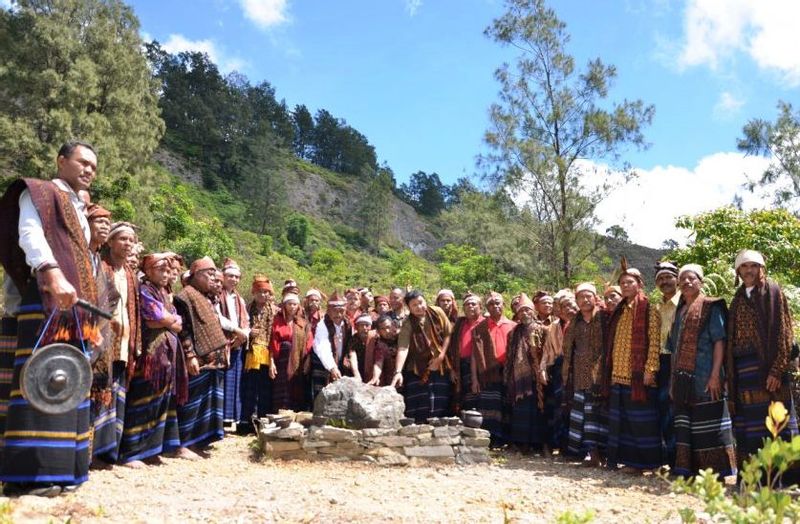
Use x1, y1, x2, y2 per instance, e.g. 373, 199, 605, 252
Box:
403, 445, 455, 458
460, 427, 490, 438
365, 436, 416, 447
416, 437, 460, 446
433, 426, 461, 438
360, 428, 397, 437
462, 437, 491, 447
263, 441, 302, 453
398, 424, 433, 436
317, 427, 360, 442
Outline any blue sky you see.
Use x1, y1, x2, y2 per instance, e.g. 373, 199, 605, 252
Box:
128, 0, 800, 247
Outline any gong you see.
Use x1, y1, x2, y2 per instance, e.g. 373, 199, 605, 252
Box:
20, 343, 91, 415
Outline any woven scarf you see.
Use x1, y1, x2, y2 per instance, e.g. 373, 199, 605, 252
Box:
471, 318, 504, 391
504, 322, 545, 409
408, 305, 450, 384
604, 292, 650, 402
671, 296, 724, 406
175, 285, 227, 358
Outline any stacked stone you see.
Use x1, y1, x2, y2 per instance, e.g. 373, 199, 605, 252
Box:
258, 421, 491, 466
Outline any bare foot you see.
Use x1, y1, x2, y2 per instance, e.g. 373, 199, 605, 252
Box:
542, 444, 552, 458
123, 460, 146, 469
174, 447, 200, 460
619, 466, 642, 475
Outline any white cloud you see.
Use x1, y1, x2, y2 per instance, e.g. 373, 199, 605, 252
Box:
405, 0, 423, 16
679, 0, 800, 84
712, 91, 745, 119
592, 152, 772, 248
0, 0, 14, 9
238, 0, 290, 29
161, 34, 246, 73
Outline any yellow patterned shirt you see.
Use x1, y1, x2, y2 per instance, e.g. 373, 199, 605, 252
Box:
611, 299, 661, 385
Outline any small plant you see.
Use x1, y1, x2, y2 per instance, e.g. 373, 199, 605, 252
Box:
555, 509, 595, 523
673, 401, 800, 523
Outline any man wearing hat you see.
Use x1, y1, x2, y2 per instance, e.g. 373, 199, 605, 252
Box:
303, 289, 324, 335
654, 260, 680, 468
86, 203, 112, 275
311, 291, 352, 400
217, 258, 250, 428
173, 256, 229, 450
241, 276, 277, 432
533, 291, 554, 326
666, 264, 736, 478
603, 260, 662, 473
470, 291, 516, 446
0, 141, 99, 496
728, 249, 797, 464
562, 282, 608, 466
447, 292, 483, 413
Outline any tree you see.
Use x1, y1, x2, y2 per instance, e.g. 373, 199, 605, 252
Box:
482, 0, 653, 286
738, 101, 800, 206
437, 244, 498, 295
286, 213, 310, 249
292, 104, 315, 160
399, 171, 448, 216
605, 224, 629, 243
356, 165, 393, 247
0, 0, 164, 182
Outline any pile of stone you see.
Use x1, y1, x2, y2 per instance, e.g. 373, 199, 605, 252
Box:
257, 377, 491, 466
257, 419, 491, 466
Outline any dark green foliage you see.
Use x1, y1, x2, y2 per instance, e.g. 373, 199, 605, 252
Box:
311, 109, 377, 176
399, 171, 449, 216
357, 165, 394, 248
333, 224, 368, 249
292, 104, 315, 160
286, 214, 310, 249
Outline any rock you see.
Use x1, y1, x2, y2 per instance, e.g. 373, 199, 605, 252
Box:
398, 424, 433, 436
302, 440, 333, 449
317, 426, 360, 442
365, 436, 416, 447
360, 428, 397, 437
313, 377, 406, 429
274, 423, 305, 439
416, 437, 460, 446
365, 446, 405, 457
462, 437, 491, 447
263, 440, 302, 453
433, 426, 461, 438
377, 454, 409, 466
403, 445, 455, 458
460, 427, 491, 438
455, 452, 491, 465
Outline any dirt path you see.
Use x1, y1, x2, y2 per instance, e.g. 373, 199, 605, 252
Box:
2, 435, 699, 523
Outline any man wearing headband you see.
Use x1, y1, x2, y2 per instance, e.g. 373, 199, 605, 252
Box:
533, 291, 554, 326
269, 292, 310, 411
604, 259, 662, 473
0, 141, 99, 495
665, 264, 736, 478
654, 261, 680, 469
86, 203, 112, 275
240, 276, 277, 434
448, 292, 483, 413
470, 291, 516, 446
436, 289, 459, 324
303, 289, 324, 335
345, 314, 375, 382
173, 257, 229, 451
217, 258, 250, 429
562, 283, 607, 466
728, 249, 797, 464
311, 291, 352, 399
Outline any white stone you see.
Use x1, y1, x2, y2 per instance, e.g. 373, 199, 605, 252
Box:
366, 436, 416, 447
460, 427, 491, 438
416, 437, 460, 446
318, 426, 360, 442
360, 428, 397, 437
398, 424, 433, 436
462, 437, 491, 447
433, 426, 461, 438
403, 445, 455, 458
263, 440, 302, 453
302, 440, 333, 449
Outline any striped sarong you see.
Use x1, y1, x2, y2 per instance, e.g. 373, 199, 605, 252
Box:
402, 371, 452, 423
567, 389, 608, 456
223, 347, 244, 423
607, 384, 663, 470
674, 398, 737, 478
507, 394, 548, 445
118, 372, 179, 463
459, 359, 477, 412
732, 353, 799, 465
0, 302, 91, 486
241, 366, 272, 422
657, 353, 674, 467
0, 317, 17, 450
176, 369, 224, 448
91, 361, 127, 463
474, 382, 504, 444
545, 356, 566, 449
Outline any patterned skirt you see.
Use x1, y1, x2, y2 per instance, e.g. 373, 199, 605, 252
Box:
91, 361, 127, 463
657, 353, 675, 466
241, 365, 273, 422
507, 394, 548, 445
176, 369, 224, 448
606, 384, 663, 470
732, 353, 799, 465
0, 300, 91, 486
474, 381, 504, 443
545, 356, 566, 448
223, 347, 245, 423
402, 371, 452, 423
0, 317, 17, 448
459, 359, 477, 412
674, 398, 737, 478
567, 389, 608, 456
118, 370, 180, 463
272, 349, 306, 412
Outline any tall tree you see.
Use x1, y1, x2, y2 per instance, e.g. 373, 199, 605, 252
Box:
292, 104, 315, 160
400, 171, 448, 216
0, 0, 164, 182
738, 101, 800, 206
482, 0, 653, 286
356, 165, 394, 247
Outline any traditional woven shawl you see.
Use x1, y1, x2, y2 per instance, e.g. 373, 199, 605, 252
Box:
671, 296, 725, 406
446, 316, 468, 406
279, 312, 307, 383
562, 310, 606, 394
604, 292, 651, 402
504, 322, 546, 408
407, 305, 451, 384
471, 318, 504, 391
175, 285, 227, 358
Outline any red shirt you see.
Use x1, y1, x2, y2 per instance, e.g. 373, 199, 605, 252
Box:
486, 316, 516, 365
270, 312, 312, 358
459, 317, 482, 359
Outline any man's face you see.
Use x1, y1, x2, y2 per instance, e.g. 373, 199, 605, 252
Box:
126, 253, 139, 271
57, 145, 97, 192
437, 295, 454, 313
89, 217, 110, 246
576, 291, 596, 314
604, 291, 622, 310
738, 262, 763, 288
377, 319, 395, 340
108, 231, 135, 261
254, 289, 270, 305
679, 271, 703, 298
346, 293, 359, 310
360, 291, 373, 307
328, 304, 346, 323
536, 297, 553, 317
223, 272, 240, 292
376, 301, 391, 314
619, 275, 640, 299
408, 296, 427, 318
389, 289, 404, 310
307, 296, 321, 311
192, 268, 216, 293
146, 263, 171, 287
283, 301, 299, 318
562, 299, 578, 320
518, 307, 535, 325
463, 299, 481, 321
355, 322, 371, 339
486, 298, 504, 319
656, 273, 678, 297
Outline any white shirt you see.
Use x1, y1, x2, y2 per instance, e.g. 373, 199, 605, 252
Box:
113, 267, 130, 363
216, 291, 250, 337
746, 286, 755, 298
314, 318, 345, 371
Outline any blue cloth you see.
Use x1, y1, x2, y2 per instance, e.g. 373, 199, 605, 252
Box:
223, 347, 245, 422
667, 301, 726, 400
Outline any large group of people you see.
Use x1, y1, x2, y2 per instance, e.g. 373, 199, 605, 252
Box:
0, 141, 796, 497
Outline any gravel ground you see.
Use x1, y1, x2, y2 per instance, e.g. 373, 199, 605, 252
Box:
1, 435, 699, 523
